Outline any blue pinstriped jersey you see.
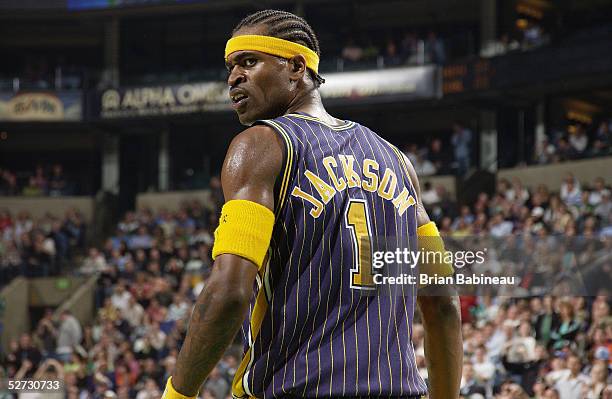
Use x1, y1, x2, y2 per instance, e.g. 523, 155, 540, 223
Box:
231, 112, 426, 398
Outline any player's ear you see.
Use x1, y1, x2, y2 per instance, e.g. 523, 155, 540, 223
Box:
288, 55, 307, 81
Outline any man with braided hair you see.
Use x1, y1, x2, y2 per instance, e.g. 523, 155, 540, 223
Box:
164, 9, 462, 399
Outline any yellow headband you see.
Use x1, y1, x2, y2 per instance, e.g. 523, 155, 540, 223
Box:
225, 34, 320, 74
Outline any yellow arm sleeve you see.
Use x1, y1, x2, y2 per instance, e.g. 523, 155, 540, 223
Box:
212, 199, 275, 270
417, 221, 454, 285
161, 377, 196, 399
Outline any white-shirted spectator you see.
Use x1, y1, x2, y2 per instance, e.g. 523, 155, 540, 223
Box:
56, 310, 82, 358
135, 378, 161, 399
80, 247, 108, 274
414, 153, 437, 176
167, 294, 190, 321
583, 361, 609, 399
569, 126, 588, 155
506, 178, 530, 205
489, 213, 514, 237
421, 182, 440, 206
472, 346, 495, 385
122, 296, 145, 328
589, 177, 610, 206
110, 282, 132, 314
561, 175, 582, 206
546, 356, 570, 386
555, 355, 589, 399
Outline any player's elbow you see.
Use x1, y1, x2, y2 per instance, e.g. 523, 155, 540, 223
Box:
222, 287, 253, 311
202, 283, 252, 314
417, 292, 461, 325
199, 255, 259, 313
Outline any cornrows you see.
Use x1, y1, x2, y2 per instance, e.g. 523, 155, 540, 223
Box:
232, 9, 325, 86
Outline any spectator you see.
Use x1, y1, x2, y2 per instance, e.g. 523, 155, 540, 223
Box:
204, 366, 230, 399
534, 296, 560, 348
592, 121, 611, 155
498, 381, 529, 399
451, 122, 473, 175
523, 21, 544, 48
506, 178, 530, 205
413, 152, 437, 176
489, 213, 514, 237
111, 282, 133, 314
555, 137, 574, 161
80, 247, 109, 274
34, 308, 57, 356
402, 143, 418, 166
399, 32, 418, 64
129, 226, 153, 250
460, 362, 486, 397
588, 177, 610, 206
583, 360, 609, 399
595, 190, 611, 222
383, 39, 402, 67
421, 182, 440, 206
341, 39, 363, 62
535, 137, 557, 164
506, 321, 536, 363
472, 346, 495, 386
428, 138, 451, 174
48, 164, 68, 196
135, 377, 161, 399
0, 168, 18, 195
560, 174, 582, 207
550, 301, 582, 350
554, 355, 588, 399
22, 176, 45, 196
123, 295, 145, 329
56, 310, 83, 360
569, 126, 588, 156
543, 387, 561, 399
32, 165, 48, 192
425, 31, 445, 64
361, 38, 379, 60
14, 334, 42, 378
167, 294, 190, 322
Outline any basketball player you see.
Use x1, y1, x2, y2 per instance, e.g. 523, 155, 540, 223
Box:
163, 10, 462, 399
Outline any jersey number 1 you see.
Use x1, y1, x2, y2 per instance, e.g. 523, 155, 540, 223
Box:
345, 199, 376, 290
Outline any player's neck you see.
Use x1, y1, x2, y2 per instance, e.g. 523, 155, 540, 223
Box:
285, 89, 344, 127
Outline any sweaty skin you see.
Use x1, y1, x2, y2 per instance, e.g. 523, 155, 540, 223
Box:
171, 23, 462, 398
172, 125, 284, 395
406, 159, 463, 399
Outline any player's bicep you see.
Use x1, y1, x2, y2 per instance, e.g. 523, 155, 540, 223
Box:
400, 152, 454, 285
220, 125, 283, 208
212, 125, 284, 275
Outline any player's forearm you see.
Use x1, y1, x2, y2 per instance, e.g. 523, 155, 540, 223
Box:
418, 293, 462, 399
172, 284, 250, 396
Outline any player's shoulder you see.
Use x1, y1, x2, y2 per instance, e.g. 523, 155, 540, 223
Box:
222, 124, 285, 185
230, 124, 280, 150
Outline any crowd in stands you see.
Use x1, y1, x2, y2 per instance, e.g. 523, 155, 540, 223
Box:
340, 31, 448, 68
0, 208, 87, 286
481, 20, 550, 58
402, 122, 473, 177
0, 171, 611, 398
0, 164, 74, 197
422, 173, 612, 398
396, 116, 611, 177
535, 119, 612, 165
